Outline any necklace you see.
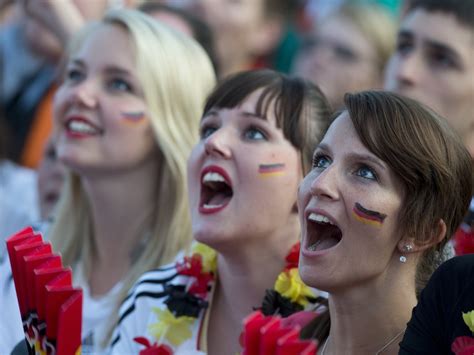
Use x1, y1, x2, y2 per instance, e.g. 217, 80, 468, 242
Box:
321, 329, 404, 355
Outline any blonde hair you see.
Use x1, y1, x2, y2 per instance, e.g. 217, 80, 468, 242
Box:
334, 2, 398, 74
48, 8, 216, 346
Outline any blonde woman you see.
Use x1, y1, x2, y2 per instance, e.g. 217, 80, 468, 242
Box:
5, 8, 215, 353
294, 2, 397, 109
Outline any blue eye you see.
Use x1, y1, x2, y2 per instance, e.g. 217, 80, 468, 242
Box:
65, 68, 84, 83
312, 154, 331, 169
244, 127, 266, 141
355, 165, 377, 180
108, 78, 132, 92
200, 125, 217, 139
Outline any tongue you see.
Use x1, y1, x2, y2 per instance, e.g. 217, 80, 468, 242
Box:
207, 193, 231, 207
313, 235, 340, 251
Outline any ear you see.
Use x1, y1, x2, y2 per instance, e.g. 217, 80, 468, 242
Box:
398, 219, 447, 253
249, 18, 284, 57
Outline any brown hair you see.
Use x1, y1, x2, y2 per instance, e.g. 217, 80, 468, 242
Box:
204, 69, 332, 175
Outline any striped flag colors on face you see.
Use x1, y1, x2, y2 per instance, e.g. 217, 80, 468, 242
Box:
121, 111, 145, 124
258, 163, 286, 177
352, 202, 386, 227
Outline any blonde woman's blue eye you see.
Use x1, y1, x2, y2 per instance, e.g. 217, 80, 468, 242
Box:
356, 166, 377, 180
66, 68, 83, 82
244, 128, 265, 140
109, 79, 132, 92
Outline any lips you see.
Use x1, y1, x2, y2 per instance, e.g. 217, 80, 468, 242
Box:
199, 165, 233, 214
303, 210, 342, 254
64, 117, 103, 138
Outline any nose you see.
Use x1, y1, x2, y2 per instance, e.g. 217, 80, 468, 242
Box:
309, 166, 339, 200
393, 51, 420, 88
67, 81, 98, 108
204, 128, 232, 159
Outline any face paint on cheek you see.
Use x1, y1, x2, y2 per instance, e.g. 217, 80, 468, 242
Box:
258, 163, 286, 178
352, 202, 387, 227
120, 111, 146, 125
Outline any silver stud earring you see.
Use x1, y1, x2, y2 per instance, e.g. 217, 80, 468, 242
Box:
399, 244, 413, 263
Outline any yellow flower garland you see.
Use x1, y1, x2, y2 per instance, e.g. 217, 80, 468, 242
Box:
274, 268, 315, 307
462, 310, 474, 333
148, 308, 195, 347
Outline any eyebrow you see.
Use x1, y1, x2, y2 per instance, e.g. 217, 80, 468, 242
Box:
70, 59, 133, 76
201, 109, 267, 121
241, 111, 267, 120
398, 30, 461, 63
316, 143, 387, 170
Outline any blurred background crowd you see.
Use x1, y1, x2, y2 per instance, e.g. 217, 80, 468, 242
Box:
0, 0, 405, 247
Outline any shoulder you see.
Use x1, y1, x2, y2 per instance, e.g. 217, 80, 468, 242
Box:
430, 254, 474, 289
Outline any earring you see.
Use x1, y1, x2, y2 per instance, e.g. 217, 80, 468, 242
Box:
399, 244, 413, 263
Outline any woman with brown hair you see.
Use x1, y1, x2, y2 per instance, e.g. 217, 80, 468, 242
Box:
297, 91, 472, 354
110, 69, 332, 355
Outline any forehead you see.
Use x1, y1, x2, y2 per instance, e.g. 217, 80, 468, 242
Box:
73, 24, 135, 67
207, 88, 278, 124
321, 112, 363, 150
400, 9, 474, 59
317, 14, 375, 55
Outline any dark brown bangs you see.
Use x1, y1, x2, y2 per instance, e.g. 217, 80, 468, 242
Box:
203, 69, 281, 117
203, 70, 307, 149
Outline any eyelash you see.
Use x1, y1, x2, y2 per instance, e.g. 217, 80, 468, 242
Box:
354, 164, 378, 181
65, 67, 84, 83
200, 123, 217, 139
312, 153, 330, 169
244, 125, 267, 140
199, 123, 268, 141
107, 78, 133, 93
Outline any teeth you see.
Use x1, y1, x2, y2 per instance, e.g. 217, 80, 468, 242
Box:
308, 213, 334, 225
203, 172, 226, 183
68, 120, 99, 134
203, 203, 224, 209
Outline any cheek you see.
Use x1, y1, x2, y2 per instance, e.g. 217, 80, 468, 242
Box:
53, 87, 69, 119
186, 147, 203, 198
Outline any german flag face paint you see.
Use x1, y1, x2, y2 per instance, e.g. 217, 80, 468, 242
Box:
352, 202, 387, 227
121, 111, 145, 125
258, 163, 286, 177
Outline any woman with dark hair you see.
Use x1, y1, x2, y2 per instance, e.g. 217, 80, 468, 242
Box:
400, 254, 474, 354
110, 69, 332, 354
296, 91, 472, 353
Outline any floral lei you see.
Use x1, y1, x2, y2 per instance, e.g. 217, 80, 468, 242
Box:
451, 310, 474, 355
134, 242, 317, 354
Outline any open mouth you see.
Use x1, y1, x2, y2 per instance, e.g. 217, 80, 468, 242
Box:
305, 213, 342, 252
199, 167, 233, 213
65, 117, 103, 136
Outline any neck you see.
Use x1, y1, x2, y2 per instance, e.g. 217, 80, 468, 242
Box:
207, 224, 299, 354
325, 259, 417, 355
81, 161, 158, 295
